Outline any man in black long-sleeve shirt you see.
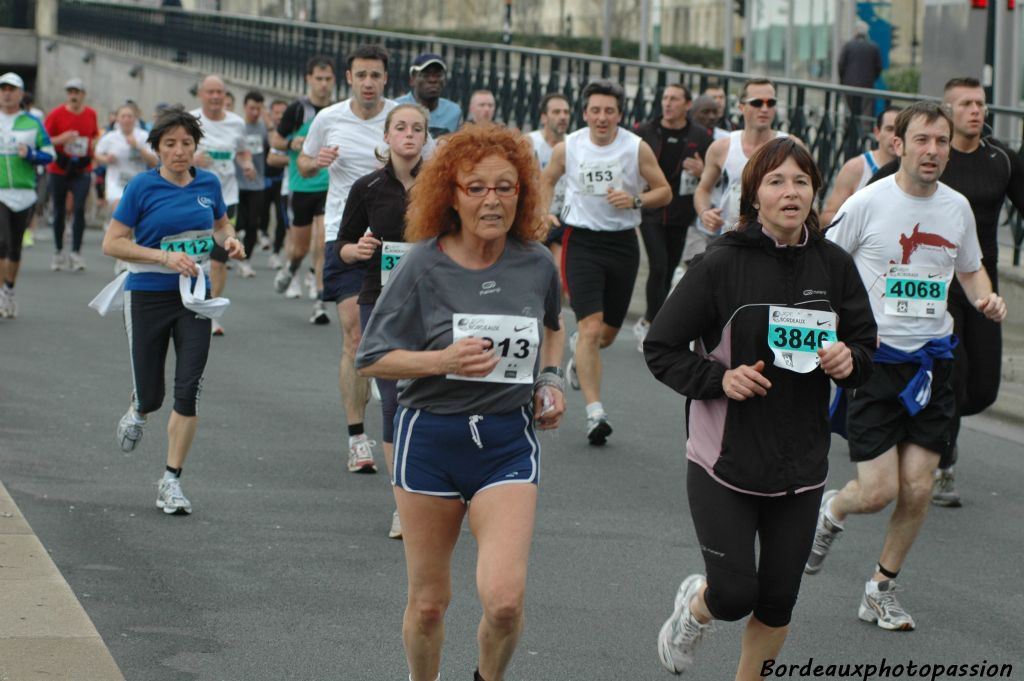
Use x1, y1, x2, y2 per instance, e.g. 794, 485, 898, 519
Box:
869, 78, 1024, 506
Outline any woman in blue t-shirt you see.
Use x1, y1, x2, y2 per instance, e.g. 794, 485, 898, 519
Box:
101, 105, 245, 516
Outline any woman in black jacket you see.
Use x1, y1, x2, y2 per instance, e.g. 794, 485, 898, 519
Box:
645, 137, 877, 680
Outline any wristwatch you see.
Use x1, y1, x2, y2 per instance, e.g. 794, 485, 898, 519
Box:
632, 195, 643, 209
539, 366, 564, 379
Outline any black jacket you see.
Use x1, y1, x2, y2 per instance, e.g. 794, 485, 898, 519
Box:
644, 226, 877, 495
634, 117, 712, 227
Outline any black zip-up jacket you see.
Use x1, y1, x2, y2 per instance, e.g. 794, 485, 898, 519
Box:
634, 116, 712, 228
644, 225, 877, 495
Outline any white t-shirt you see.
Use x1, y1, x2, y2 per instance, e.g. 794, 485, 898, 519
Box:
190, 108, 246, 206
95, 127, 150, 201
302, 98, 395, 243
528, 130, 567, 217
827, 175, 982, 352
562, 127, 643, 232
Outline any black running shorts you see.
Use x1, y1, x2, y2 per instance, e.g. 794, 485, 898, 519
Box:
291, 190, 327, 227
562, 225, 639, 328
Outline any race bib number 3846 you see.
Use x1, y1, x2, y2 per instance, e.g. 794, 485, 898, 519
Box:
448, 314, 539, 384
767, 305, 837, 374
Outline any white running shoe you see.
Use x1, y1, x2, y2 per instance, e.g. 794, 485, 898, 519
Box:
117, 408, 145, 452
51, 251, 66, 271
586, 410, 612, 446
633, 318, 650, 353
239, 261, 256, 278
274, 267, 293, 294
347, 434, 378, 474
211, 319, 225, 336
858, 580, 916, 631
284, 276, 303, 299
70, 252, 86, 271
566, 331, 580, 390
0, 289, 13, 319
304, 272, 318, 300
156, 476, 192, 515
258, 232, 272, 251
309, 300, 330, 325
268, 253, 282, 270
389, 510, 402, 539
805, 489, 843, 575
657, 574, 711, 674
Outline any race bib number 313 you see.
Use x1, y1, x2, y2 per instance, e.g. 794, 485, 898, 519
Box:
883, 264, 951, 318
448, 314, 539, 384
767, 306, 837, 374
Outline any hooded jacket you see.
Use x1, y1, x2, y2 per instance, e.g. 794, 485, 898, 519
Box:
644, 225, 877, 495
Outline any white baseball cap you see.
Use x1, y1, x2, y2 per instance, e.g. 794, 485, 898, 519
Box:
0, 72, 25, 89
64, 77, 86, 91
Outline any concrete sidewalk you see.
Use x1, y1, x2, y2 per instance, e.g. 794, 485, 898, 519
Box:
0, 481, 124, 681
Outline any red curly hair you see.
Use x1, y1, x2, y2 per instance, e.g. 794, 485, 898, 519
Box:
405, 123, 545, 243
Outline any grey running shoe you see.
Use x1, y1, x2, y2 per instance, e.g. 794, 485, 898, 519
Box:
633, 318, 649, 353
347, 434, 378, 473
305, 272, 318, 300
566, 331, 580, 390
274, 267, 293, 294
309, 300, 329, 325
858, 580, 915, 631
805, 489, 843, 574
389, 510, 402, 539
156, 476, 192, 515
117, 408, 145, 452
239, 261, 256, 278
657, 574, 711, 674
51, 251, 66, 271
0, 289, 13, 319
70, 252, 86, 271
931, 467, 961, 507
586, 411, 612, 446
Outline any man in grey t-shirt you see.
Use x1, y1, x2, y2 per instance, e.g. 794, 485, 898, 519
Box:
236, 91, 268, 277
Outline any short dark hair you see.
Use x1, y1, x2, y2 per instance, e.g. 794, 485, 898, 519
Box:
347, 44, 389, 71
147, 105, 203, 150
244, 90, 264, 105
944, 77, 982, 93
540, 93, 570, 116
894, 101, 953, 141
271, 98, 288, 109
741, 77, 775, 99
739, 137, 823, 235
663, 83, 692, 101
875, 105, 901, 130
306, 55, 336, 75
581, 79, 625, 113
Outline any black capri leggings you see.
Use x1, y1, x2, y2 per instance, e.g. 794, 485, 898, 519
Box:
639, 221, 686, 323
124, 290, 211, 417
687, 462, 823, 628
0, 203, 33, 262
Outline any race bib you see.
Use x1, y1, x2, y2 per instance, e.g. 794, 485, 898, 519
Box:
767, 306, 837, 374
679, 171, 700, 196
0, 134, 17, 155
160, 230, 215, 264
380, 241, 412, 287
65, 135, 89, 156
448, 314, 539, 384
579, 160, 621, 195
245, 134, 264, 155
205, 148, 235, 176
883, 264, 952, 318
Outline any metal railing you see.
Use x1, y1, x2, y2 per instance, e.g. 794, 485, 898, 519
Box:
0, 0, 35, 28
55, 0, 1024, 257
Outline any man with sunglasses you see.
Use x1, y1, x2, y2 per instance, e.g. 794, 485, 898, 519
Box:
694, 78, 798, 236
541, 79, 671, 446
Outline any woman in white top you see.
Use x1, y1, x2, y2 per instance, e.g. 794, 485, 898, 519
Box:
95, 104, 157, 209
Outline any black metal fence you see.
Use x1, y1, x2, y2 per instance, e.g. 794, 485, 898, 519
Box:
55, 0, 1024, 259
0, 0, 35, 28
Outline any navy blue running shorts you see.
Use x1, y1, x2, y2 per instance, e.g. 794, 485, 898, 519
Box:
322, 238, 364, 303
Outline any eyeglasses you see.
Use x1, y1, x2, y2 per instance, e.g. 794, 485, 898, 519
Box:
456, 183, 520, 198
743, 98, 777, 109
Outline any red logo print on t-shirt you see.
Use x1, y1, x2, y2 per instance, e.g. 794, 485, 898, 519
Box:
896, 224, 957, 264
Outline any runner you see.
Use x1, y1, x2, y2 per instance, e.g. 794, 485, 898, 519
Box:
299, 44, 397, 474
190, 74, 254, 336
819, 106, 899, 225
689, 95, 730, 141
100, 105, 245, 515
869, 78, 1024, 506
264, 98, 289, 270
466, 89, 497, 125
684, 95, 731, 265
0, 72, 53, 319
694, 78, 796, 237
338, 102, 429, 538
809, 102, 1007, 631
527, 93, 570, 265
356, 123, 564, 681
645, 137, 876, 679
270, 55, 335, 320
396, 53, 462, 137
235, 91, 268, 279
633, 83, 712, 351
540, 79, 671, 445
45, 77, 99, 272
94, 104, 158, 211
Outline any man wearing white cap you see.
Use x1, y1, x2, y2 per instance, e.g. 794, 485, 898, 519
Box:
44, 77, 99, 272
396, 53, 461, 137
0, 72, 53, 317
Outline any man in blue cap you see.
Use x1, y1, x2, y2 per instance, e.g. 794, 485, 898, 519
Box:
396, 53, 461, 137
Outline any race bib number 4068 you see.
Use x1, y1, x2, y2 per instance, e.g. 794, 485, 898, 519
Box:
767, 305, 837, 374
883, 264, 952, 318
447, 314, 539, 384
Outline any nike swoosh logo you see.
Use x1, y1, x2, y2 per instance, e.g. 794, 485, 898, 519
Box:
514, 325, 531, 332
928, 273, 943, 279
816, 320, 831, 327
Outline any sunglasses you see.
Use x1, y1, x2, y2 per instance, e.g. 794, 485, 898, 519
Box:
744, 98, 778, 109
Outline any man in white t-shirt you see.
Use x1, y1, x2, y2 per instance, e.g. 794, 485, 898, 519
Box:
806, 102, 1006, 632
297, 45, 394, 475
191, 74, 255, 335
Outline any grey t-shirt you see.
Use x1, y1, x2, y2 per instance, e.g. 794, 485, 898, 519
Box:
236, 119, 267, 192
356, 236, 562, 415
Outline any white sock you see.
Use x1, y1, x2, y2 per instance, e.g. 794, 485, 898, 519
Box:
823, 497, 842, 528
585, 402, 605, 418
865, 579, 881, 594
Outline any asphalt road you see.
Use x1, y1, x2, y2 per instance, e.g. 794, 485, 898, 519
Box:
2, 238, 1022, 681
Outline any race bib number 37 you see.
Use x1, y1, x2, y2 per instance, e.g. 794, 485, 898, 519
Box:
883, 264, 952, 318
767, 306, 837, 374
380, 241, 412, 287
448, 314, 539, 384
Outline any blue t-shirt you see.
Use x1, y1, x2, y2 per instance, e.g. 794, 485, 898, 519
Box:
113, 168, 227, 291
395, 93, 462, 136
